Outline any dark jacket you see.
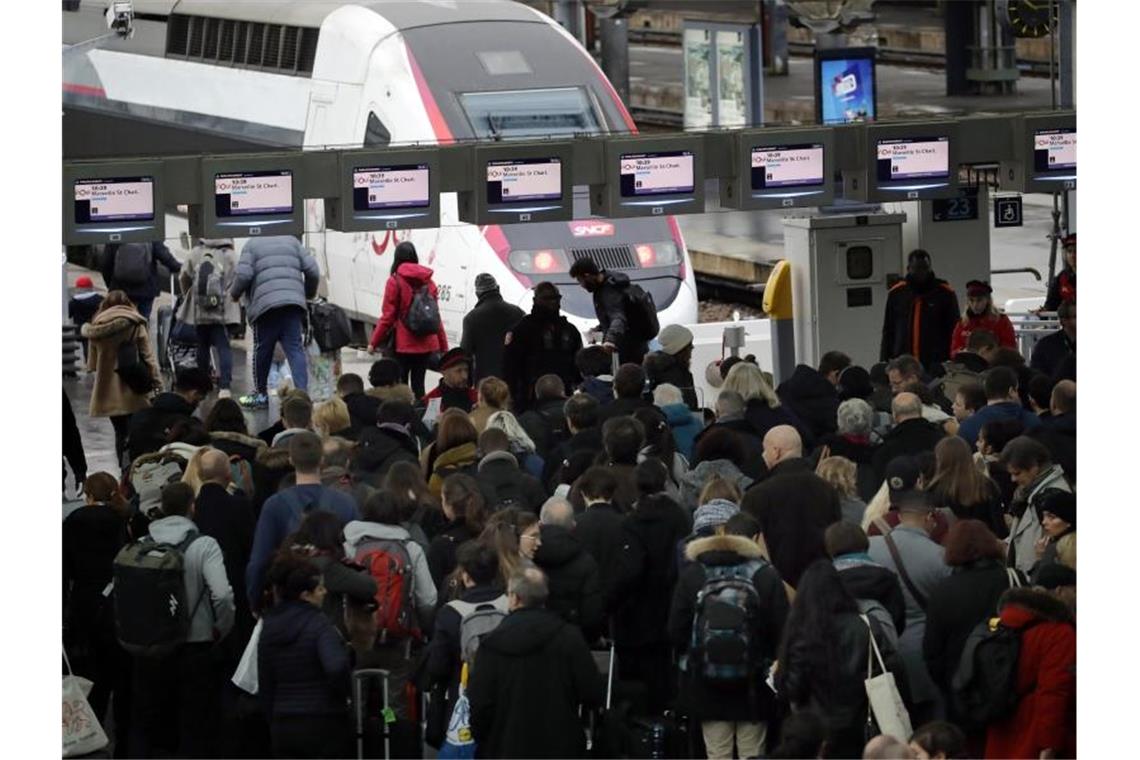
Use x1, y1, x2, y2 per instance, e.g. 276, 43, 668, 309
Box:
928, 478, 1008, 539
126, 392, 196, 462
872, 417, 946, 484
1029, 411, 1076, 483
608, 494, 691, 647
590, 271, 648, 363
575, 501, 626, 582
597, 396, 655, 427
101, 241, 182, 303
644, 351, 699, 409
426, 520, 480, 591
578, 376, 614, 407
1043, 267, 1075, 312
257, 599, 352, 718
422, 382, 478, 414
743, 398, 816, 452
502, 306, 583, 412
957, 401, 1042, 452
352, 424, 420, 486
309, 554, 378, 638
194, 483, 255, 628
1029, 328, 1075, 381
777, 364, 840, 441
545, 427, 603, 490
880, 275, 960, 370
816, 432, 880, 502
63, 503, 127, 634
63, 390, 87, 485
691, 418, 766, 481
833, 553, 907, 634
519, 398, 570, 461
743, 458, 840, 587
476, 451, 548, 514
533, 525, 605, 641
461, 290, 525, 383
425, 584, 505, 711
342, 392, 381, 438
668, 534, 789, 721
467, 607, 603, 759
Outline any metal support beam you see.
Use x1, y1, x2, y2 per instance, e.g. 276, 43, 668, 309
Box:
1059, 0, 1075, 108
599, 16, 631, 107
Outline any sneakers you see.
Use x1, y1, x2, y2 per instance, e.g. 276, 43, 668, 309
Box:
238, 392, 269, 410
218, 389, 232, 399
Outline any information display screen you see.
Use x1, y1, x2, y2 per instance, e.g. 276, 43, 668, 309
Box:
74, 177, 155, 224
486, 158, 562, 204
620, 151, 695, 197
353, 164, 431, 211
215, 170, 293, 217
1033, 128, 1076, 173
875, 137, 950, 183
818, 55, 876, 125
751, 144, 825, 190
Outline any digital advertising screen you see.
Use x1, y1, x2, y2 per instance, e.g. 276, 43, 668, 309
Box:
486, 158, 562, 205
352, 164, 431, 211
215, 170, 294, 218
620, 151, 695, 197
876, 137, 951, 183
751, 144, 826, 191
1033, 128, 1076, 173
74, 177, 155, 224
818, 53, 876, 125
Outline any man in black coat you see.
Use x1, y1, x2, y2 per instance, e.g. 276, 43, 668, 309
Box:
597, 363, 654, 425
573, 466, 626, 578
1030, 300, 1076, 381
475, 429, 548, 514
460, 273, 525, 384
692, 390, 766, 481
101, 240, 183, 319
776, 351, 850, 442
468, 568, 603, 759
742, 425, 841, 588
502, 282, 582, 412
533, 497, 605, 642
1029, 379, 1076, 483
871, 392, 947, 485
127, 367, 213, 461
351, 401, 420, 487
518, 375, 570, 462
570, 256, 648, 365
336, 374, 381, 439
880, 249, 960, 372
544, 392, 603, 490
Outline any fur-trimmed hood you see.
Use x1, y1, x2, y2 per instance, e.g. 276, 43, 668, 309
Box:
80, 304, 147, 340
999, 587, 1075, 627
210, 430, 268, 451
256, 445, 293, 470
685, 533, 765, 562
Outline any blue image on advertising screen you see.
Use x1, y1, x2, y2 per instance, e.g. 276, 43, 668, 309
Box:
819, 57, 875, 125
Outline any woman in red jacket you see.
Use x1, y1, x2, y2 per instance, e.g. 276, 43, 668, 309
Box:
950, 280, 1016, 357
984, 587, 1076, 759
368, 242, 448, 398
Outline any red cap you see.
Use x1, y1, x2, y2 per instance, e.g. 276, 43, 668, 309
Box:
1062, 233, 1076, 246
74, 276, 94, 289
965, 280, 992, 297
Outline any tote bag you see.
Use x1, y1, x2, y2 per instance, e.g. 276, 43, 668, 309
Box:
63, 649, 109, 757
861, 614, 912, 742
232, 618, 263, 695
438, 663, 476, 759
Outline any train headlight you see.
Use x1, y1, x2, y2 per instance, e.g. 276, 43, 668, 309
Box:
509, 248, 570, 274
642, 241, 680, 267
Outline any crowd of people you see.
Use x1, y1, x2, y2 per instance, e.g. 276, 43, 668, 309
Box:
62, 246, 1076, 759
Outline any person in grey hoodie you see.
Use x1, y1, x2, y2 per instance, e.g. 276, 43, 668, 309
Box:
179, 238, 242, 396
1000, 436, 1072, 575
230, 235, 321, 408
128, 482, 235, 759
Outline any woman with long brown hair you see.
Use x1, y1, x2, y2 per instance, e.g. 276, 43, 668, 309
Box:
81, 290, 161, 464
926, 435, 1007, 538
426, 409, 479, 496
427, 473, 489, 593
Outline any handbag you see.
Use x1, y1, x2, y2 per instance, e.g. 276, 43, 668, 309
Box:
115, 326, 155, 395
232, 618, 263, 695
861, 614, 912, 742
63, 648, 109, 757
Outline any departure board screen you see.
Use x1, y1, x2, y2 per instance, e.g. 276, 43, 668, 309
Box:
751, 144, 825, 190
353, 164, 431, 210
486, 158, 562, 204
215, 170, 294, 217
74, 177, 155, 223
875, 137, 950, 182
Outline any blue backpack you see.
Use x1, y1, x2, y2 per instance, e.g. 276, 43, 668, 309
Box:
688, 559, 766, 684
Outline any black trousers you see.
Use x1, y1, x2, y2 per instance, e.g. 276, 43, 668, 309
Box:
397, 352, 431, 400
110, 414, 131, 464
271, 713, 352, 759
616, 642, 674, 716
128, 642, 221, 758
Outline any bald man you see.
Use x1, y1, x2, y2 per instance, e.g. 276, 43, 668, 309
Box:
742, 425, 840, 587
863, 734, 916, 759
872, 391, 946, 485
533, 496, 605, 640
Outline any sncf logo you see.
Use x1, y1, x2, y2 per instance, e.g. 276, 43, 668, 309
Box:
569, 221, 615, 238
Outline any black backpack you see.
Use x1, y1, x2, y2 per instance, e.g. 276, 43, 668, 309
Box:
951, 616, 1027, 727
403, 282, 442, 337
623, 283, 660, 343
112, 243, 153, 287
687, 559, 766, 685
112, 532, 205, 657
307, 298, 353, 352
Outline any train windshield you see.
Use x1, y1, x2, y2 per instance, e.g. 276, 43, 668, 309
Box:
459, 87, 603, 140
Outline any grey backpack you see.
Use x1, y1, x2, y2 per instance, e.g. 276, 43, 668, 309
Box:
447, 595, 510, 667
195, 250, 229, 317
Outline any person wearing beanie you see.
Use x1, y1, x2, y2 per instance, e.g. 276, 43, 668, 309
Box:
69, 275, 104, 362
1030, 488, 1076, 584
644, 324, 698, 409
949, 280, 1016, 356
502, 282, 583, 412
460, 272, 524, 385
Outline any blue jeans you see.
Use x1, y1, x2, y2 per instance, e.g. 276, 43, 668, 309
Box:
252, 306, 307, 394
135, 297, 154, 320
195, 324, 233, 390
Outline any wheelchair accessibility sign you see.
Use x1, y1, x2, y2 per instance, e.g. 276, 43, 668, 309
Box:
994, 196, 1023, 228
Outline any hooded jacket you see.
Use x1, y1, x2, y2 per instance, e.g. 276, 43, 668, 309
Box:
460, 289, 525, 383
1007, 464, 1071, 575
777, 364, 841, 441
533, 524, 605, 640
467, 607, 603, 759
880, 274, 960, 370
81, 304, 160, 418
146, 515, 235, 643
178, 240, 241, 326
680, 459, 754, 515
428, 442, 479, 497
590, 271, 647, 362
127, 392, 197, 462
369, 262, 448, 355
659, 402, 702, 461
257, 599, 352, 718
230, 235, 320, 323
476, 451, 548, 515
352, 424, 420, 485
833, 552, 907, 635
342, 521, 438, 618
501, 305, 584, 411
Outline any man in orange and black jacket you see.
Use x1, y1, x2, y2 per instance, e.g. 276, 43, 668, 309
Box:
880, 249, 960, 373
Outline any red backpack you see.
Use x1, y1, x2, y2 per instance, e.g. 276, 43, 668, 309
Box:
353, 538, 420, 641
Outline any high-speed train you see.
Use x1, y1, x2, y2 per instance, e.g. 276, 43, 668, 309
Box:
63, 0, 699, 344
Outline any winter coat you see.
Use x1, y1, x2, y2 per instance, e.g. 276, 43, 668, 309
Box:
460, 290, 525, 383
230, 235, 320, 323
193, 483, 255, 625
519, 398, 570, 461
575, 501, 626, 582
146, 515, 235, 643
257, 599, 352, 718
833, 552, 907, 634
578, 376, 614, 407
928, 478, 1008, 539
178, 240, 241, 325
81, 304, 160, 418
923, 559, 1028, 696
691, 417, 767, 481
127, 392, 197, 462
949, 312, 1016, 356
668, 534, 789, 721
590, 270, 647, 362
1043, 267, 1076, 312
101, 241, 182, 303
426, 520, 480, 592
597, 396, 655, 427
1007, 464, 1071, 575
427, 442, 479, 497
476, 451, 548, 514
744, 398, 816, 452
608, 494, 691, 647
425, 583, 505, 718
680, 459, 754, 514
958, 402, 1042, 451
251, 445, 293, 516
365, 383, 417, 406
209, 430, 267, 465
468, 607, 603, 759
777, 364, 841, 442
368, 262, 448, 355
644, 352, 699, 409
880, 276, 961, 370
341, 392, 382, 438
659, 403, 702, 460
872, 417, 947, 484
342, 521, 438, 618
984, 590, 1077, 759
1029, 329, 1075, 381
352, 424, 420, 486
1029, 411, 1076, 483
422, 382, 478, 415
533, 524, 605, 640
742, 458, 840, 587
63, 503, 127, 635
309, 553, 378, 638
545, 426, 603, 490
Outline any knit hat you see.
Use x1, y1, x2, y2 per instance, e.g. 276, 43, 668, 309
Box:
1034, 488, 1076, 529
1034, 563, 1076, 590
74, 276, 94, 289
966, 280, 993, 297
1062, 233, 1076, 247
885, 456, 930, 511
475, 273, 499, 296
837, 365, 873, 401
368, 358, 401, 388
658, 324, 693, 356
693, 498, 740, 534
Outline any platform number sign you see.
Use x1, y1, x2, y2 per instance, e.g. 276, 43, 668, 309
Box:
994, 196, 1023, 228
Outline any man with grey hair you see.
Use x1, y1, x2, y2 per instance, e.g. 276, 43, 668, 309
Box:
468, 567, 603, 758
818, 397, 882, 501
534, 497, 605, 640
872, 391, 946, 485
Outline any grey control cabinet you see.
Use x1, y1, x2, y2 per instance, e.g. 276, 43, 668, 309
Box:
782, 213, 906, 368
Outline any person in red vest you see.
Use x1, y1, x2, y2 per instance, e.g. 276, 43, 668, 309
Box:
880, 249, 960, 373
949, 280, 1016, 356
1043, 233, 1076, 312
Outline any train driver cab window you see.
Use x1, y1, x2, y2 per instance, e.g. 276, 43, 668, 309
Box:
365, 112, 391, 148
459, 87, 602, 140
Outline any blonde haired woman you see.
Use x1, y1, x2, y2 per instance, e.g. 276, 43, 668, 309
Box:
485, 410, 544, 479
949, 279, 1016, 355
721, 361, 813, 446
313, 396, 352, 438
816, 456, 865, 526
470, 376, 511, 433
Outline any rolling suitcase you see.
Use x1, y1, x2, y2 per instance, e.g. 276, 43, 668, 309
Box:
354, 668, 392, 760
